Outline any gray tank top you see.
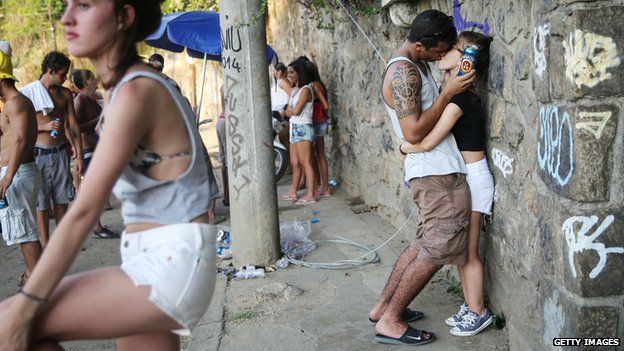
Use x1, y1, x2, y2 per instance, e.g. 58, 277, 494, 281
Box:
108, 71, 212, 224
382, 57, 466, 180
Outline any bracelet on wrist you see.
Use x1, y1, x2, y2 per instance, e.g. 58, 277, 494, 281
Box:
19, 288, 49, 303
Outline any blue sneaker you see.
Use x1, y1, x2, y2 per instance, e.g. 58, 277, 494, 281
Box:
445, 302, 468, 327
450, 309, 493, 336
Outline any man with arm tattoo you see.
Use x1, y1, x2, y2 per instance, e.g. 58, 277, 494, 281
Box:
369, 10, 476, 346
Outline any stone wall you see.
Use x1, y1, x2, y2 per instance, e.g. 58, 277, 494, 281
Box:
267, 0, 623, 350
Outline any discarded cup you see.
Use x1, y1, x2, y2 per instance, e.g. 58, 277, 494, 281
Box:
310, 218, 320, 224
276, 257, 289, 269
312, 210, 321, 215
328, 179, 340, 187
235, 266, 265, 279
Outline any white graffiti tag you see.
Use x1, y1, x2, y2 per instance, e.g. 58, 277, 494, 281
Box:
533, 24, 550, 77
575, 111, 612, 140
537, 106, 574, 186
491, 148, 514, 179
563, 30, 621, 89
562, 215, 623, 279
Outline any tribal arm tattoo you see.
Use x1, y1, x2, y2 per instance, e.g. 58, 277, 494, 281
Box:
391, 63, 422, 120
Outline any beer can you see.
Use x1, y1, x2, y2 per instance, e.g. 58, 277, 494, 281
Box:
458, 44, 479, 76
50, 118, 61, 138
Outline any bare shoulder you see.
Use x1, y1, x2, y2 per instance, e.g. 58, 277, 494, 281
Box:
4, 94, 35, 116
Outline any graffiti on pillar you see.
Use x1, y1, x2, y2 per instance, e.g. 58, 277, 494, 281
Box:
223, 73, 250, 200
491, 148, 514, 179
575, 111, 613, 140
452, 0, 490, 36
221, 24, 243, 73
537, 106, 574, 186
493, 184, 499, 202
533, 24, 550, 78
563, 30, 621, 89
562, 214, 623, 279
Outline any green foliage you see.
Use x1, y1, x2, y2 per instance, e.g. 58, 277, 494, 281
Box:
442, 270, 464, 298
162, 0, 218, 13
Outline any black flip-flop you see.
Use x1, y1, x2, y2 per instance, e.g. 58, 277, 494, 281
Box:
374, 326, 436, 346
369, 308, 424, 324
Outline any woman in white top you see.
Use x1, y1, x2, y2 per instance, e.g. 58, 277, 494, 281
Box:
271, 62, 292, 152
280, 60, 316, 205
0, 1, 215, 350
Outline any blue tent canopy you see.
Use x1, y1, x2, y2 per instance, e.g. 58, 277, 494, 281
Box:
145, 11, 277, 62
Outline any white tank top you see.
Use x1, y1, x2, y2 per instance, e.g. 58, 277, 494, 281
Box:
271, 79, 290, 111
288, 84, 314, 125
382, 56, 467, 180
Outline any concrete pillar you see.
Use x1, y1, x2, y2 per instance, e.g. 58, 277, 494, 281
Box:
219, 0, 280, 268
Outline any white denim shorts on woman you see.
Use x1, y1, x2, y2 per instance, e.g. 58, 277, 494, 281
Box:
120, 223, 216, 336
466, 158, 494, 215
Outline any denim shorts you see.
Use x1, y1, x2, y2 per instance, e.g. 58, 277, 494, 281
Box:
120, 223, 216, 336
289, 123, 315, 143
314, 121, 328, 138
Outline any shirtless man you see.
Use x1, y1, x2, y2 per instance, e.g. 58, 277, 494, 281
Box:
0, 41, 43, 286
20, 51, 84, 245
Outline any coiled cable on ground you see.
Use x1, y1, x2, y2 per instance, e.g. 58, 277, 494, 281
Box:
284, 207, 416, 269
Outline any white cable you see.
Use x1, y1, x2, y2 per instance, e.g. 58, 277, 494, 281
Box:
285, 207, 416, 269
336, 0, 387, 66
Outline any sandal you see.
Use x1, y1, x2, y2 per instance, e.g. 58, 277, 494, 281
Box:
369, 308, 424, 324
314, 189, 331, 198
280, 194, 298, 201
374, 326, 436, 346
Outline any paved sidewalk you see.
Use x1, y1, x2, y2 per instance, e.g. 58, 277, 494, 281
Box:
0, 176, 509, 350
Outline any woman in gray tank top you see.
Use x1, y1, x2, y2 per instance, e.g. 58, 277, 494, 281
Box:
0, 1, 216, 350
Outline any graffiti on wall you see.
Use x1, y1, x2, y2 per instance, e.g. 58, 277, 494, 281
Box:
491, 148, 514, 179
537, 106, 574, 186
562, 214, 623, 279
563, 30, 621, 89
575, 111, 613, 140
533, 24, 550, 77
452, 0, 490, 36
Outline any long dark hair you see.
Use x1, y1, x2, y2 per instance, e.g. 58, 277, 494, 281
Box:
71, 69, 94, 90
305, 61, 326, 98
288, 60, 311, 87
104, 0, 164, 88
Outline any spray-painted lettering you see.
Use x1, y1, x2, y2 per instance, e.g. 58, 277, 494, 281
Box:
563, 30, 621, 89
221, 25, 242, 52
453, 0, 490, 35
562, 215, 623, 279
533, 24, 550, 77
537, 106, 574, 186
575, 111, 612, 140
491, 148, 514, 179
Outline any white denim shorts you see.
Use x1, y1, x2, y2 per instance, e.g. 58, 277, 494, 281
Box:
466, 158, 494, 215
120, 223, 216, 336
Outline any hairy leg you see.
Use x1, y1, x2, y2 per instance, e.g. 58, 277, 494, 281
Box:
52, 204, 68, 227
375, 259, 442, 338
19, 241, 43, 275
296, 141, 316, 200
117, 331, 179, 351
314, 137, 329, 194
37, 210, 50, 246
458, 211, 485, 315
369, 246, 420, 321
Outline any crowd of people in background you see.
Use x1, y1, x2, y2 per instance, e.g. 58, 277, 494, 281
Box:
271, 53, 331, 205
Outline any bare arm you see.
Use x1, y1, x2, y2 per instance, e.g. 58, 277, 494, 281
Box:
392, 62, 475, 144
283, 87, 312, 117
401, 102, 463, 153
313, 82, 329, 111
0, 100, 32, 198
0, 79, 150, 334
278, 78, 292, 97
